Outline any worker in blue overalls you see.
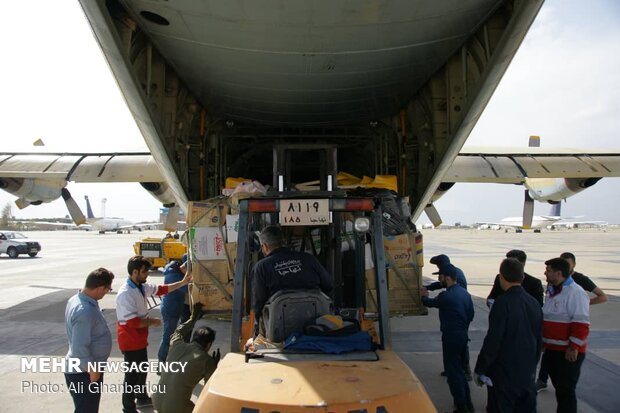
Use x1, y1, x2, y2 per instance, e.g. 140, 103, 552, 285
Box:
421, 264, 475, 413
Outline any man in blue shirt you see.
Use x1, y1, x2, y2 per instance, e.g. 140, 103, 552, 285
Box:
421, 265, 474, 413
424, 254, 471, 381
64, 267, 115, 413
158, 254, 191, 363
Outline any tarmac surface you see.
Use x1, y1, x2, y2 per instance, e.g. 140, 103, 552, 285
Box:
1, 228, 619, 412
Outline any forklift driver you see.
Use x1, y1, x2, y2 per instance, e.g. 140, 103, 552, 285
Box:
251, 225, 334, 337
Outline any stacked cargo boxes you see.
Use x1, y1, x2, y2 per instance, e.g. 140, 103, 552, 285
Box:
187, 200, 238, 314
365, 232, 425, 315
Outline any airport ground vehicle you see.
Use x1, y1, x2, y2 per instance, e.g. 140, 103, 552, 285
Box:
193, 192, 435, 413
133, 233, 186, 269
0, 231, 41, 258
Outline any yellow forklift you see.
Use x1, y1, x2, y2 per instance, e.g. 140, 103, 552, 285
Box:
193, 146, 435, 412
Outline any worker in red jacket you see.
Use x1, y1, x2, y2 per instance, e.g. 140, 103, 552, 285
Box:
116, 255, 192, 413
542, 257, 590, 413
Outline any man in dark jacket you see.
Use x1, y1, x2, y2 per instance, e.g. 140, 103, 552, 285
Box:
422, 265, 475, 413
425, 254, 472, 380
487, 250, 544, 307
426, 254, 468, 290
475, 258, 542, 413
252, 225, 333, 337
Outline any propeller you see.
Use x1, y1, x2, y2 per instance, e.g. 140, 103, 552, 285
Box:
61, 188, 86, 225
164, 205, 181, 232
424, 203, 443, 227
522, 189, 534, 229
521, 135, 539, 229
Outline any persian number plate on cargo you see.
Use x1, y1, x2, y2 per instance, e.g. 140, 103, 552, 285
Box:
279, 199, 329, 226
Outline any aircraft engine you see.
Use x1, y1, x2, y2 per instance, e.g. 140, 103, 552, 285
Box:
140, 182, 177, 207
0, 177, 87, 224
0, 177, 65, 208
526, 177, 601, 203
430, 182, 456, 203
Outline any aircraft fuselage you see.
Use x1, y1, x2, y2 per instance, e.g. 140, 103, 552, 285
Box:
77, 0, 544, 218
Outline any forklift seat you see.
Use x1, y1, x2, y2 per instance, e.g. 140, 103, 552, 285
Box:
262, 290, 333, 342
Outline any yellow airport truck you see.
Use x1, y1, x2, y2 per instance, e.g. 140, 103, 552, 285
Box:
133, 233, 186, 269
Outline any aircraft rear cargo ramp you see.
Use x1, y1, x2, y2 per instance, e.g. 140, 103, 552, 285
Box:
77, 0, 544, 220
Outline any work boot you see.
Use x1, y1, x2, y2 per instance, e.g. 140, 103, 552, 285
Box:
535, 379, 548, 392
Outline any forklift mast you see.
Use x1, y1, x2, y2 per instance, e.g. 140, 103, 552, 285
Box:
229, 195, 392, 353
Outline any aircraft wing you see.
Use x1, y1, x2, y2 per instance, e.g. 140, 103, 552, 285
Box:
0, 152, 176, 225
0, 152, 162, 182
443, 147, 620, 183
132, 222, 163, 230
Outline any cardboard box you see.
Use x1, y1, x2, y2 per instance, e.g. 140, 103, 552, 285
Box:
190, 281, 234, 313
366, 267, 395, 290
226, 214, 240, 243
389, 298, 424, 314
365, 289, 378, 312
383, 234, 414, 268
189, 227, 227, 260
387, 267, 419, 290
365, 287, 425, 315
365, 268, 376, 290
389, 287, 425, 315
188, 201, 230, 227
389, 288, 419, 302
225, 242, 237, 276
192, 259, 230, 284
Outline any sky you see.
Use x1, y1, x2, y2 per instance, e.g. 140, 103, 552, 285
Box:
0, 0, 619, 224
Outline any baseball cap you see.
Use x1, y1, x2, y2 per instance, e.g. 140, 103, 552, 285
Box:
432, 263, 457, 279
430, 254, 450, 266
316, 315, 345, 330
